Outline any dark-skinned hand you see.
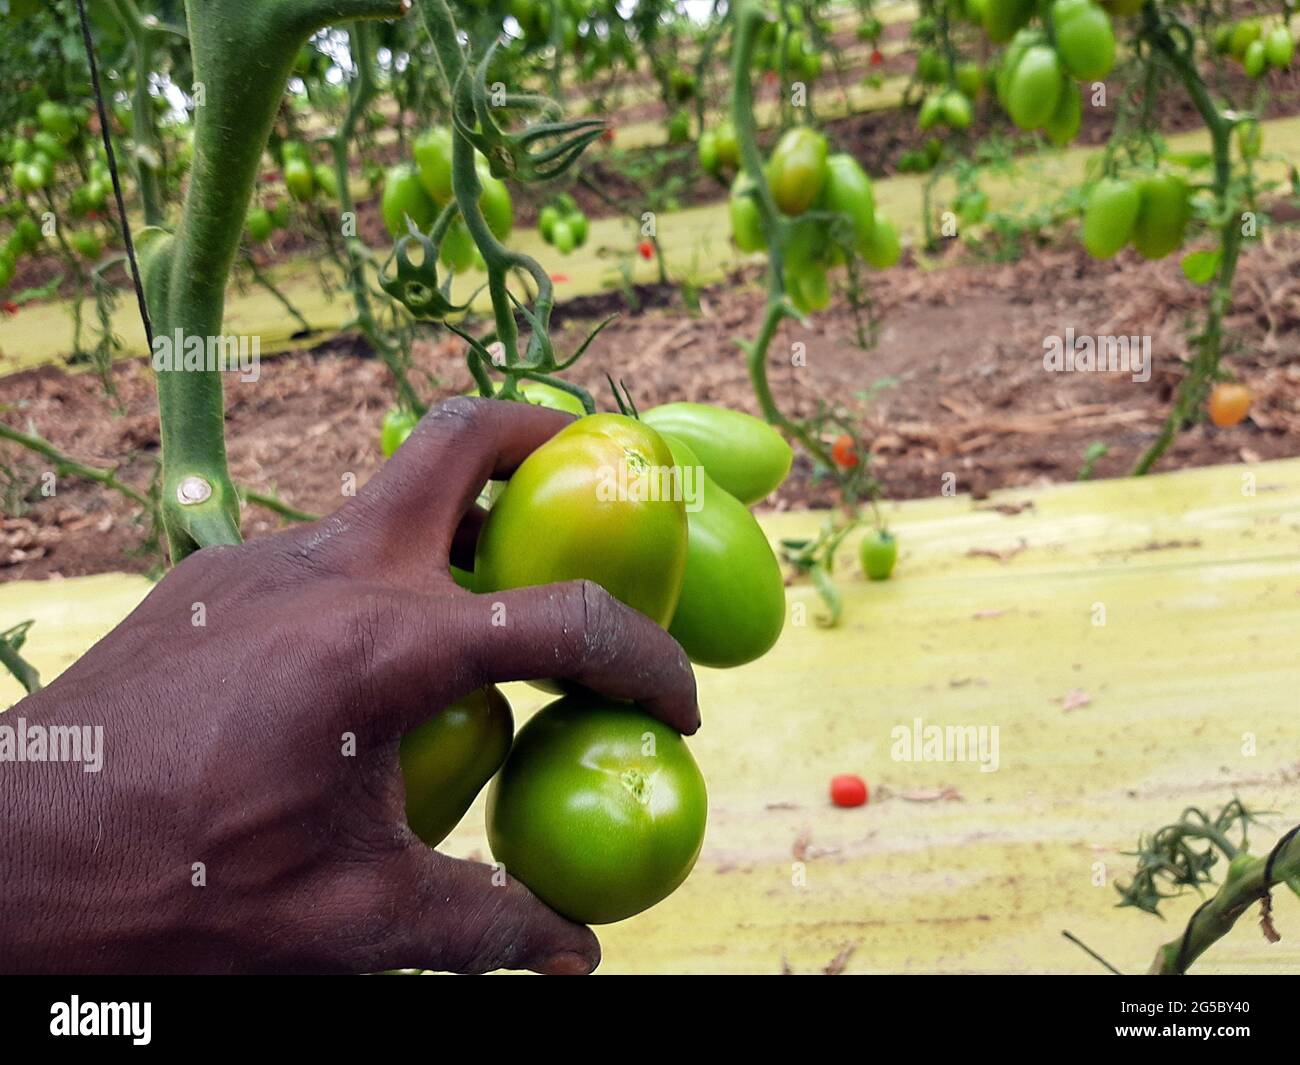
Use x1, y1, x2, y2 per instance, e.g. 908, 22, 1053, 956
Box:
0, 398, 699, 975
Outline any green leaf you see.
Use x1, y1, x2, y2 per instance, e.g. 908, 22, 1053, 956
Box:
1180, 249, 1221, 285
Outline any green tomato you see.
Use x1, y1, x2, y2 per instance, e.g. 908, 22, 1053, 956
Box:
1005, 45, 1063, 130
36, 101, 72, 138
516, 378, 588, 416
916, 49, 946, 85
1242, 38, 1267, 78
996, 28, 1044, 107
538, 204, 560, 243
1051, 0, 1116, 81
478, 170, 513, 241
283, 157, 315, 202
16, 159, 52, 192
1229, 20, 1261, 61
70, 231, 101, 259
1043, 79, 1082, 146
474, 413, 689, 628
940, 91, 973, 130
551, 217, 576, 254
470, 379, 587, 416
414, 126, 455, 203
400, 686, 514, 847
31, 131, 68, 163
859, 528, 898, 580
380, 408, 418, 457
439, 219, 477, 272
661, 435, 785, 668
956, 62, 985, 98
15, 217, 41, 254
697, 130, 720, 175
918, 93, 945, 131
280, 140, 310, 164
821, 154, 873, 245
1131, 172, 1190, 260
245, 206, 274, 242
1081, 177, 1140, 258
486, 693, 707, 925
381, 163, 436, 236
729, 171, 767, 252
859, 211, 901, 268
70, 180, 108, 216
787, 261, 830, 312
1265, 26, 1294, 69
768, 126, 829, 216
642, 402, 792, 506
567, 210, 589, 247
666, 109, 691, 145
312, 163, 338, 198
714, 123, 740, 172
982, 0, 1034, 43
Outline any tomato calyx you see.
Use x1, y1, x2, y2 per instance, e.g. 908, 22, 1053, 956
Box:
620, 767, 653, 804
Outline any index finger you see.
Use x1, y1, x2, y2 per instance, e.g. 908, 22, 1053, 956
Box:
329, 397, 575, 591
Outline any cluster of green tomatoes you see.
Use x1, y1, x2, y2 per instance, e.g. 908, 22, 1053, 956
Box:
752, 9, 828, 83
1214, 19, 1295, 77
913, 51, 985, 135
986, 0, 1118, 145
1081, 170, 1189, 261
387, 391, 793, 923
506, 0, 640, 82
245, 140, 338, 242
379, 126, 513, 273
2, 98, 112, 288
729, 126, 901, 312
538, 194, 590, 255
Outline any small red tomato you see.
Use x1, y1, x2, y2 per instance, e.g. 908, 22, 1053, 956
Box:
600, 125, 614, 145
550, 273, 569, 283
830, 433, 858, 469
763, 70, 779, 85
2, 301, 18, 316
638, 240, 654, 260
870, 49, 884, 67
830, 774, 868, 807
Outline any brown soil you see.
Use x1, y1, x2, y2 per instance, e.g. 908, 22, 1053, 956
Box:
4, 228, 1298, 582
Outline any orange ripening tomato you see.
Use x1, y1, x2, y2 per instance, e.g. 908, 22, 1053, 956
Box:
831, 433, 858, 469
1207, 383, 1251, 428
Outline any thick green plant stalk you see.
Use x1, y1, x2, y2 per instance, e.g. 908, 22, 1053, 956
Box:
140, 0, 405, 560
730, 0, 836, 473
1148, 829, 1300, 974
1133, 14, 1245, 475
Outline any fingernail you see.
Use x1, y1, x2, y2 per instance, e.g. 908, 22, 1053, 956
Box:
538, 951, 594, 976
